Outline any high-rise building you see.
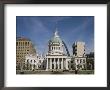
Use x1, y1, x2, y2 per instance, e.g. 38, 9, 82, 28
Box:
16, 37, 36, 70
72, 42, 86, 70
72, 42, 85, 57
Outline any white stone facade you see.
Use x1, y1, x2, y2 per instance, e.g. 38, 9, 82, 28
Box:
46, 55, 71, 71
46, 30, 71, 71
25, 54, 44, 70
74, 57, 86, 70
25, 54, 38, 70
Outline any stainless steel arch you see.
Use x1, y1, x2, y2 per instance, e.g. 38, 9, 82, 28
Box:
62, 41, 70, 56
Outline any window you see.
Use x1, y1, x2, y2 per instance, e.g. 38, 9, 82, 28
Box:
83, 60, 85, 63
25, 42, 27, 46
21, 42, 22, 46
16, 42, 18, 46
80, 59, 82, 63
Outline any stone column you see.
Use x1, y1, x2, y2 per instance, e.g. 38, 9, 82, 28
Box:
61, 58, 63, 69
54, 58, 56, 70
48, 59, 49, 69
65, 60, 68, 70
46, 58, 48, 71
50, 58, 52, 70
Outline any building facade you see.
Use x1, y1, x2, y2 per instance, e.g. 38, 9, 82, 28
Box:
16, 33, 91, 73
25, 54, 38, 70
16, 37, 36, 70
46, 30, 71, 71
72, 42, 87, 70
25, 54, 45, 70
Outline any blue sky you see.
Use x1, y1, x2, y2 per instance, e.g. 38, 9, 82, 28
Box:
16, 16, 94, 55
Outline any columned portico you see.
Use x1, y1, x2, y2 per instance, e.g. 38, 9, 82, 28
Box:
46, 56, 69, 71
46, 30, 71, 71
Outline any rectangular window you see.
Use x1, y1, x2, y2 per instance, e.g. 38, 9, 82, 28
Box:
80, 59, 82, 63
83, 60, 85, 63
16, 42, 18, 46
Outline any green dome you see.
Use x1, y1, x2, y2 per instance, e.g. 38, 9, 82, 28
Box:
50, 36, 62, 43
49, 30, 62, 44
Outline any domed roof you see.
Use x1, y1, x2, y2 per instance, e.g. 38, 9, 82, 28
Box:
49, 30, 62, 44
50, 36, 62, 43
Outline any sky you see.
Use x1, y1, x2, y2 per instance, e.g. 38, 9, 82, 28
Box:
16, 16, 94, 55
